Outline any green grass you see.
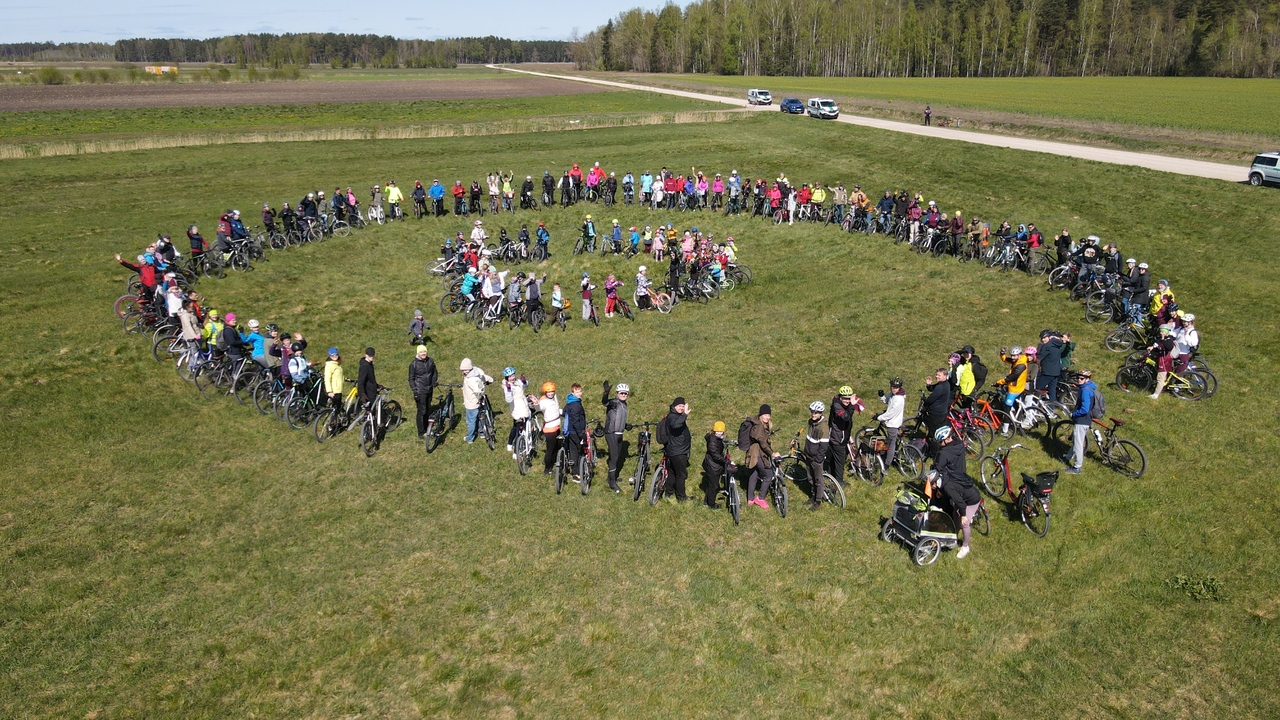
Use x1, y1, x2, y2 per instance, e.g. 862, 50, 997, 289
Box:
617, 73, 1280, 139
0, 91, 716, 142
2, 113, 1279, 718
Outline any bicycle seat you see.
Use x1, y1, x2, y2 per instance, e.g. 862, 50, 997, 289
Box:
1110, 418, 1124, 426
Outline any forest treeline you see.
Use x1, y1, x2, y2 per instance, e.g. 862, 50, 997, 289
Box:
0, 34, 571, 68
572, 0, 1280, 77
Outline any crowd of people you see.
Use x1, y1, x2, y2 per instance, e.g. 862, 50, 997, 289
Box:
112, 158, 1209, 562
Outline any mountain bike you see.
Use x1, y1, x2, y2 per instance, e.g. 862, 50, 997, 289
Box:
474, 394, 497, 451
423, 383, 461, 453
718, 457, 743, 525
284, 375, 327, 429
1050, 417, 1147, 478
1115, 359, 1207, 400
554, 303, 570, 332
847, 426, 887, 486
577, 421, 604, 496
614, 296, 635, 321
647, 456, 671, 505
629, 421, 657, 502
313, 385, 359, 443
513, 413, 542, 475
356, 385, 402, 457
978, 444, 1055, 537
475, 297, 506, 330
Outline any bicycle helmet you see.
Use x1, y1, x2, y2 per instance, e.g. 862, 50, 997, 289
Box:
1024, 346, 1038, 358
616, 383, 630, 394
1010, 346, 1023, 356
1138, 262, 1148, 269
585, 214, 592, 220
266, 323, 279, 334
541, 381, 556, 394
328, 347, 338, 356
503, 366, 516, 378
1126, 257, 1136, 264
934, 426, 953, 442
1087, 234, 1100, 243
713, 421, 726, 432
638, 265, 647, 272
890, 377, 903, 389
582, 272, 590, 279
1183, 313, 1195, 322
838, 385, 854, 397
613, 219, 619, 225
809, 400, 826, 413
247, 319, 260, 329
474, 220, 482, 227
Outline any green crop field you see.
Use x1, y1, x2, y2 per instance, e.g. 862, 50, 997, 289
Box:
614, 73, 1280, 139
3, 111, 1279, 718
0, 91, 715, 142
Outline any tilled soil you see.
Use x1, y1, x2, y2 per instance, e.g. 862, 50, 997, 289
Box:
0, 77, 606, 111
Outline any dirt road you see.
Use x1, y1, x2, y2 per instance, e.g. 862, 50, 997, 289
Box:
489, 65, 1246, 183
0, 76, 605, 112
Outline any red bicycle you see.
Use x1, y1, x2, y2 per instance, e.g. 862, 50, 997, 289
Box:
978, 444, 1058, 537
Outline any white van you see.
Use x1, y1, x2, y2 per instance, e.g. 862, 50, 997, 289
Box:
806, 98, 839, 119
747, 89, 772, 105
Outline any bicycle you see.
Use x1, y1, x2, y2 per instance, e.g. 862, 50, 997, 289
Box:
513, 412, 542, 475
778, 430, 842, 511
614, 296, 635, 321
313, 385, 360, 443
474, 394, 497, 451
423, 383, 461, 453
1115, 358, 1208, 401
577, 421, 604, 496
629, 421, 657, 502
978, 444, 1056, 537
1049, 417, 1147, 478
356, 385, 403, 457
846, 425, 888, 486
632, 287, 673, 314
718, 457, 743, 525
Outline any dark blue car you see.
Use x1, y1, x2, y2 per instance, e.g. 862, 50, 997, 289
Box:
779, 98, 805, 114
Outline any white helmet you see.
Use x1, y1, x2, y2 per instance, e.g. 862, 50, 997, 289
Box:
638, 265, 647, 272
615, 383, 630, 394
474, 220, 482, 227
809, 400, 825, 413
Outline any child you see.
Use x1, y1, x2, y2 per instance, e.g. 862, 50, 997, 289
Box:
409, 309, 428, 346
604, 274, 623, 318
629, 226, 640, 254
702, 421, 733, 509
580, 272, 595, 322
643, 225, 653, 255
550, 283, 565, 319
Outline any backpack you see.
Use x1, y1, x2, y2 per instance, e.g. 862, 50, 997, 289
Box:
971, 355, 989, 388
1089, 386, 1106, 420
655, 414, 670, 445
736, 418, 754, 453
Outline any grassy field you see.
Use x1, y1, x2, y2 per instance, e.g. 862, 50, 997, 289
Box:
0, 91, 716, 142
3, 112, 1279, 718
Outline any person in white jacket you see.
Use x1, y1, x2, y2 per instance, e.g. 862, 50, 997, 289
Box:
460, 357, 493, 444
877, 378, 906, 470
537, 382, 562, 474
502, 366, 531, 457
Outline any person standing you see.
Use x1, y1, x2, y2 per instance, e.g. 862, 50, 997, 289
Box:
827, 386, 864, 486
877, 378, 906, 470
701, 421, 731, 510
538, 382, 562, 474
659, 398, 692, 502
501, 367, 530, 457
408, 345, 437, 440
563, 383, 587, 475
934, 426, 979, 559
745, 404, 778, 509
1036, 330, 1065, 402
1065, 370, 1098, 475
804, 401, 831, 512
459, 357, 493, 444
924, 105, 932, 125
601, 381, 630, 493
921, 368, 953, 440
356, 347, 379, 409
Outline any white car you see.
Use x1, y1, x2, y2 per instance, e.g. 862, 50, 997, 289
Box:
747, 89, 772, 105
1250, 152, 1280, 186
806, 98, 839, 119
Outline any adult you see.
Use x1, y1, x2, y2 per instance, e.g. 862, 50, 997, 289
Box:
744, 404, 778, 509
921, 368, 952, 439
1065, 370, 1098, 474
460, 358, 493, 444
659, 397, 692, 502
386, 181, 404, 220
934, 426, 979, 559
409, 345, 438, 440
827, 386, 863, 487
804, 401, 831, 512
1036, 330, 1066, 402
601, 381, 630, 493
357, 347, 378, 408
923, 104, 932, 125
877, 378, 906, 470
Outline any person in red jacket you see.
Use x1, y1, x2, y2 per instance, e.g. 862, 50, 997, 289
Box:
451, 180, 466, 215
116, 252, 158, 301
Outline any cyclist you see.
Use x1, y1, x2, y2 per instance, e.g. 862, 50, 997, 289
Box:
876, 378, 906, 469
744, 405, 778, 509
628, 226, 640, 254
200, 309, 223, 349
542, 171, 555, 206
324, 348, 344, 408
501, 172, 515, 212
458, 266, 481, 308
535, 221, 551, 256
701, 420, 732, 509
995, 347, 1029, 413
804, 401, 831, 512
934, 426, 979, 559
186, 224, 207, 260
387, 181, 404, 220
369, 185, 383, 219
217, 313, 248, 364
451, 180, 466, 216
550, 283, 565, 322
426, 179, 444, 217
1035, 330, 1066, 402
1065, 369, 1097, 474
524, 272, 546, 316
922, 367, 953, 443
1148, 324, 1176, 400
827, 386, 863, 486
409, 344, 438, 439
604, 274, 623, 318
521, 175, 534, 209
558, 171, 574, 206
480, 267, 509, 319
357, 347, 378, 408
658, 397, 692, 502
600, 381, 629, 493
501, 367, 531, 457
538, 382, 562, 474
563, 383, 587, 476
242, 319, 269, 368
470, 219, 488, 245
876, 190, 894, 229
581, 214, 597, 248
506, 272, 524, 319
459, 358, 493, 444
580, 272, 595, 322
1172, 313, 1198, 372
298, 194, 318, 224
635, 266, 653, 309
330, 188, 347, 223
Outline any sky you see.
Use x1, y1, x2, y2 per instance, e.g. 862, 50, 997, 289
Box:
2, 0, 669, 44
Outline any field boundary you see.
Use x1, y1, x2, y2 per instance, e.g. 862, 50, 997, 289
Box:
0, 110, 742, 159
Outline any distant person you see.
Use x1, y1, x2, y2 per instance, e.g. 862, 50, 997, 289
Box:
924, 105, 932, 126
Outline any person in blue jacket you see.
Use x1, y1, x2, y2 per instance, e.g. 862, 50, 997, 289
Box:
1065, 370, 1098, 475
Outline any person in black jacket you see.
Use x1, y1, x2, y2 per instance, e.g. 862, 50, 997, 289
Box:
357, 347, 378, 407
701, 421, 732, 509
921, 368, 952, 439
826, 387, 864, 486
933, 426, 979, 559
408, 345, 437, 438
563, 383, 587, 475
542, 171, 555, 205
601, 381, 629, 493
217, 314, 248, 360
660, 397, 691, 501
1035, 331, 1065, 402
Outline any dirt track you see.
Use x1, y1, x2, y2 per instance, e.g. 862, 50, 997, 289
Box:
0, 77, 606, 111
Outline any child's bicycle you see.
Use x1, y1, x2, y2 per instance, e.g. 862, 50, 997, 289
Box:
423, 383, 461, 453
978, 444, 1055, 537
513, 412, 543, 475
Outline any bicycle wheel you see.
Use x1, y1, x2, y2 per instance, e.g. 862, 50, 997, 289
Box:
823, 474, 846, 509
1104, 326, 1137, 353
385, 400, 404, 431
1170, 371, 1207, 401
530, 308, 545, 333
114, 294, 140, 318
424, 411, 444, 453
578, 455, 591, 496
252, 379, 276, 415
194, 364, 220, 399
484, 417, 496, 451
654, 293, 672, 314
1020, 493, 1049, 537
287, 395, 314, 430
728, 480, 741, 525
360, 419, 379, 457
631, 459, 647, 502
515, 435, 530, 475
978, 455, 1006, 498
176, 350, 199, 382
232, 369, 258, 405
1196, 369, 1218, 398
1105, 438, 1147, 479
963, 428, 985, 461
1115, 364, 1153, 393
620, 300, 635, 321
555, 449, 567, 494
440, 292, 463, 315
913, 538, 941, 566
899, 442, 925, 479
648, 465, 666, 506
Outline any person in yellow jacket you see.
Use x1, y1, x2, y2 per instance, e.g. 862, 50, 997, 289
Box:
996, 346, 1028, 408
385, 181, 404, 220
201, 309, 224, 348
324, 347, 345, 408
950, 352, 976, 407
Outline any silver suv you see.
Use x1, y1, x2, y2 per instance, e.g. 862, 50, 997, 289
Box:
1250, 152, 1280, 186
